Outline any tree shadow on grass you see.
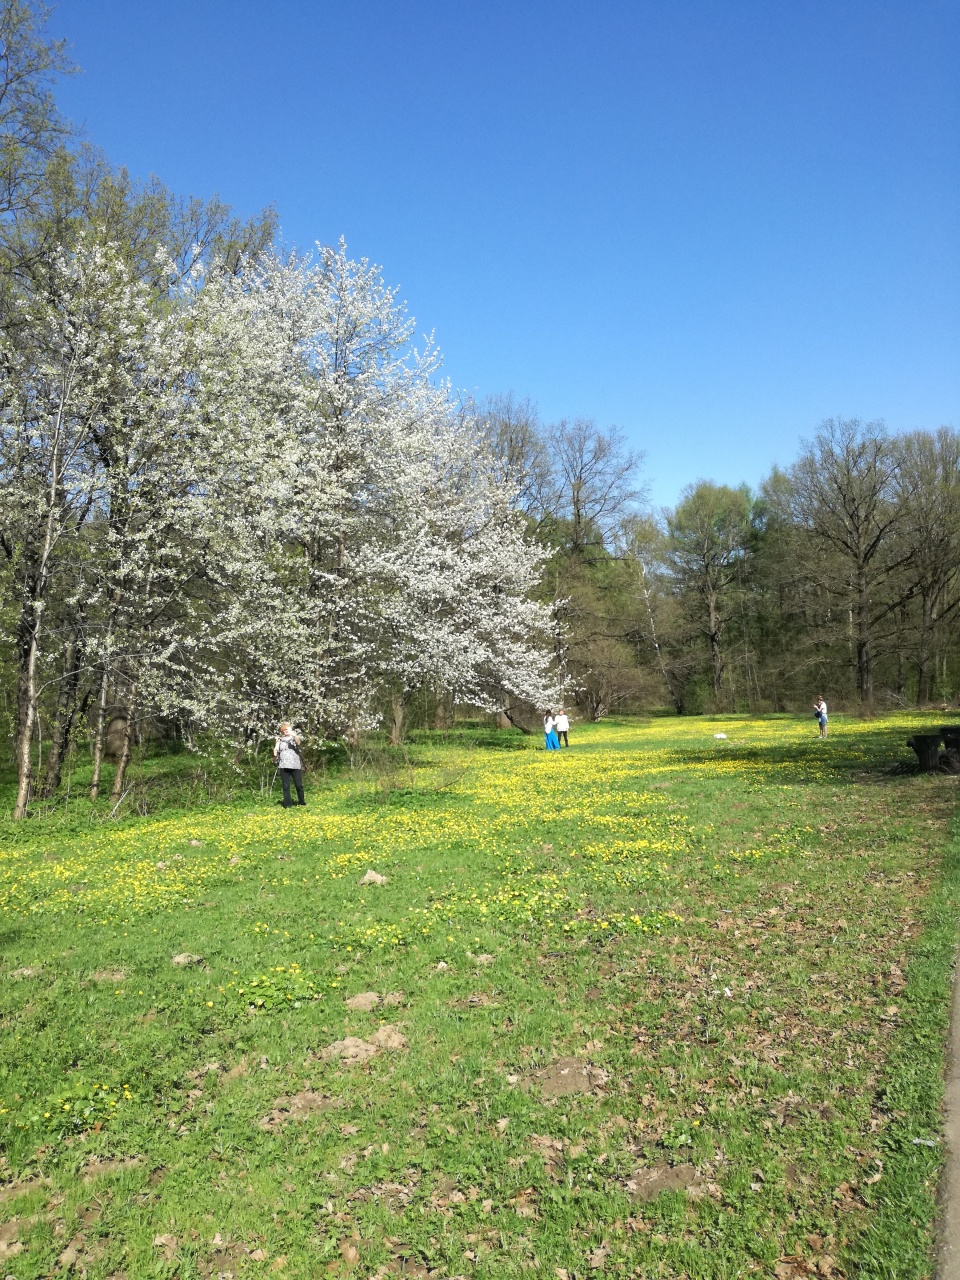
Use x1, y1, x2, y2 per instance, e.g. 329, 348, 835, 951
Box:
658, 725, 929, 787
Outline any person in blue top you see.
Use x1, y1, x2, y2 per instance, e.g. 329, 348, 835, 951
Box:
543, 711, 560, 751
813, 696, 828, 738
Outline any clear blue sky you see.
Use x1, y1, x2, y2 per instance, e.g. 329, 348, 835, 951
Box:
55, 0, 959, 507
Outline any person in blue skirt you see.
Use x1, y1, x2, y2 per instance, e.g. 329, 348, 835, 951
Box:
543, 710, 560, 750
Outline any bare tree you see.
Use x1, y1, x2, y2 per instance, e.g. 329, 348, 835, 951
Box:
549, 419, 645, 554
475, 392, 556, 524
790, 418, 905, 701
896, 427, 960, 704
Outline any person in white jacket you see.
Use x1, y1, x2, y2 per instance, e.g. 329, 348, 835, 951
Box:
554, 710, 570, 747
273, 722, 306, 807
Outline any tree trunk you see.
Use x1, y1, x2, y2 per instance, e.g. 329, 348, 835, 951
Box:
389, 692, 407, 746
12, 381, 75, 819
433, 689, 453, 730
89, 668, 110, 801
856, 569, 872, 699
916, 593, 935, 706
12, 610, 41, 820
637, 561, 683, 714
109, 697, 137, 803
41, 626, 82, 797
500, 705, 532, 735
706, 592, 724, 706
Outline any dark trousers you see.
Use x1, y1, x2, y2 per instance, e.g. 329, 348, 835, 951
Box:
557, 730, 569, 746
280, 768, 305, 806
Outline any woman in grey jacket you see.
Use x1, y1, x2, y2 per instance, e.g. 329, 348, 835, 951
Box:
274, 723, 306, 807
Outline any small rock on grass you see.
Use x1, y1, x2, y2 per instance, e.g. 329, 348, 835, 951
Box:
359, 869, 387, 885
9, 967, 40, 979
170, 953, 203, 967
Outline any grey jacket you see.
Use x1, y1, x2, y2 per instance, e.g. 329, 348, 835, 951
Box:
275, 734, 302, 769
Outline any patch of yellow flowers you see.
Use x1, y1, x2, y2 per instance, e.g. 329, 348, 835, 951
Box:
0, 711, 932, 941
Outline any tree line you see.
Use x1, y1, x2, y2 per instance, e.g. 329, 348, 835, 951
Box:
1, 3, 957, 822
478, 396, 959, 720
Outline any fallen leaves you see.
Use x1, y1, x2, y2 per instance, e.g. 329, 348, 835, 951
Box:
587, 1239, 611, 1269
153, 1232, 178, 1260
774, 1256, 839, 1278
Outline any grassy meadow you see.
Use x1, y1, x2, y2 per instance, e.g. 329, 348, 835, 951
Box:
0, 712, 959, 1278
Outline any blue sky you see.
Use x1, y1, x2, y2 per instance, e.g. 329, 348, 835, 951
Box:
55, 1, 959, 507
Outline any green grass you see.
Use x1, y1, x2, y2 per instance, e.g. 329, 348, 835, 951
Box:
0, 712, 958, 1278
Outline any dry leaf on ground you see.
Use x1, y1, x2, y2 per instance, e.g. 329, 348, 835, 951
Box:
153, 1233, 178, 1260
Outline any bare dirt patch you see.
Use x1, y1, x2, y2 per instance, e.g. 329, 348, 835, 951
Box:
346, 991, 382, 1012
0, 1217, 23, 1260
316, 1024, 408, 1065
623, 1161, 704, 1201
528, 1057, 610, 1099
258, 1091, 341, 1131
91, 969, 127, 983
0, 1177, 46, 1203
345, 991, 404, 1012
82, 1155, 142, 1181
449, 992, 499, 1009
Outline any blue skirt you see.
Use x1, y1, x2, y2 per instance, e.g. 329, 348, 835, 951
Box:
545, 730, 560, 750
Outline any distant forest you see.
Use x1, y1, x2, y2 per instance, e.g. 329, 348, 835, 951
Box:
479, 397, 960, 721
1, 1, 958, 820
